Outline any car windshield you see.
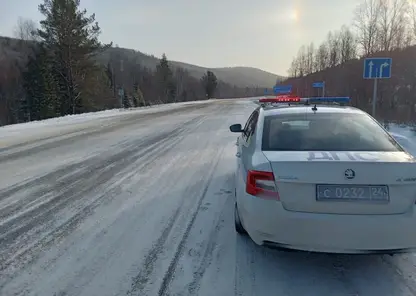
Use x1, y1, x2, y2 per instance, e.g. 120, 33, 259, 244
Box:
262, 112, 404, 152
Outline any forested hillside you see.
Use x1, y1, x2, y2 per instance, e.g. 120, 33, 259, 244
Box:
281, 0, 416, 122
0, 0, 277, 126
97, 48, 282, 87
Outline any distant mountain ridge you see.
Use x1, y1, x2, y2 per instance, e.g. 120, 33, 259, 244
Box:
169, 61, 284, 88
0, 36, 284, 88
103, 47, 284, 88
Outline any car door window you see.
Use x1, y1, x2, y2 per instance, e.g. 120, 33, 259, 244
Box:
243, 111, 259, 143
242, 113, 254, 139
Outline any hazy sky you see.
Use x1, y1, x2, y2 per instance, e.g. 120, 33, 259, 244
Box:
0, 0, 361, 75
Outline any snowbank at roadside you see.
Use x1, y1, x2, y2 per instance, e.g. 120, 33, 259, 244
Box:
0, 100, 212, 147
0, 100, 211, 136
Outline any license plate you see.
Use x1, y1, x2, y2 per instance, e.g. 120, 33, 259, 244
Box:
316, 185, 389, 202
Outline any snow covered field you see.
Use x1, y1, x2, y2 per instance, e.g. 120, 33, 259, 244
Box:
2, 98, 416, 296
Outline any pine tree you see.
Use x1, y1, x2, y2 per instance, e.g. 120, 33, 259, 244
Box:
23, 51, 42, 120
155, 54, 176, 103
122, 93, 130, 108
106, 62, 114, 90
37, 0, 111, 115
133, 81, 145, 106
201, 70, 218, 99
23, 45, 59, 120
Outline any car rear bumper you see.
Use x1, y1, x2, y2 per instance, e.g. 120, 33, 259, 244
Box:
239, 194, 416, 254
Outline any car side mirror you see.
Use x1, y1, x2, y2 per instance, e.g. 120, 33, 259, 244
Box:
229, 124, 243, 133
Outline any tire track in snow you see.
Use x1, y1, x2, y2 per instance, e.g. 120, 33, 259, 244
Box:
125, 142, 225, 296
377, 255, 416, 295
184, 187, 232, 295
127, 206, 183, 295
0, 127, 181, 233
0, 111, 206, 209
0, 103, 208, 162
126, 114, 210, 295
0, 115, 206, 288
153, 111, 238, 296
234, 234, 257, 296
0, 132, 180, 285
157, 145, 224, 296
4, 113, 211, 296
160, 130, 242, 296
234, 243, 416, 296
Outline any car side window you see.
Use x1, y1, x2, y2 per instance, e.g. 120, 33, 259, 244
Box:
243, 111, 259, 142
243, 113, 254, 135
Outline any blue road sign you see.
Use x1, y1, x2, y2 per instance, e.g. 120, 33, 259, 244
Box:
363, 58, 392, 79
312, 82, 325, 88
273, 85, 292, 94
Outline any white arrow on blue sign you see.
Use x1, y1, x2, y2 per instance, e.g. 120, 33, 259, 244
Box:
363, 58, 392, 79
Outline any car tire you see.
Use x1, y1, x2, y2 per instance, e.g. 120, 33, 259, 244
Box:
235, 202, 247, 235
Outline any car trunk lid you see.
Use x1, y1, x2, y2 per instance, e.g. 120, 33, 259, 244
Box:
262, 151, 416, 215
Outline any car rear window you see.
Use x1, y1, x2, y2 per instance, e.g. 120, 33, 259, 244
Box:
262, 112, 403, 151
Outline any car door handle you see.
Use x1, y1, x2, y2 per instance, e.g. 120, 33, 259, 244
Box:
236, 152, 241, 157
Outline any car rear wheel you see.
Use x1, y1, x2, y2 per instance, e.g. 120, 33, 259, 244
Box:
235, 202, 247, 235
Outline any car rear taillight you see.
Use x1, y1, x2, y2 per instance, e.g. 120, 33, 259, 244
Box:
246, 170, 279, 200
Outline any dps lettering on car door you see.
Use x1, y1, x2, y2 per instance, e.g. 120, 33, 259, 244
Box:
307, 151, 380, 161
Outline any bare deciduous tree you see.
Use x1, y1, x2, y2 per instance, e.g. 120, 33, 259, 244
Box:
339, 25, 357, 63
315, 43, 329, 71
377, 0, 409, 51
13, 17, 39, 41
306, 43, 315, 74
327, 31, 341, 67
297, 45, 307, 77
287, 58, 299, 78
353, 0, 382, 56
411, 0, 416, 42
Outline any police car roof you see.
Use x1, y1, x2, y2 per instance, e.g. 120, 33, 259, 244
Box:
262, 105, 365, 116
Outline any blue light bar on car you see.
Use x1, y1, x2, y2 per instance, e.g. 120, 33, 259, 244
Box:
303, 97, 351, 103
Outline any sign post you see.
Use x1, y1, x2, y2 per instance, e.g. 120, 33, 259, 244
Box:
312, 81, 325, 97
363, 57, 392, 117
372, 77, 378, 118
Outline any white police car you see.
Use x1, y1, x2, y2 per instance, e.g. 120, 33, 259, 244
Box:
230, 96, 416, 254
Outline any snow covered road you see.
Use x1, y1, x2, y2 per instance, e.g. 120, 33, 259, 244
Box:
2, 99, 416, 296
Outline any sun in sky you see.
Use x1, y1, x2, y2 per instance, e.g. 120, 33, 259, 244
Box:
290, 9, 299, 22
266, 7, 301, 25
